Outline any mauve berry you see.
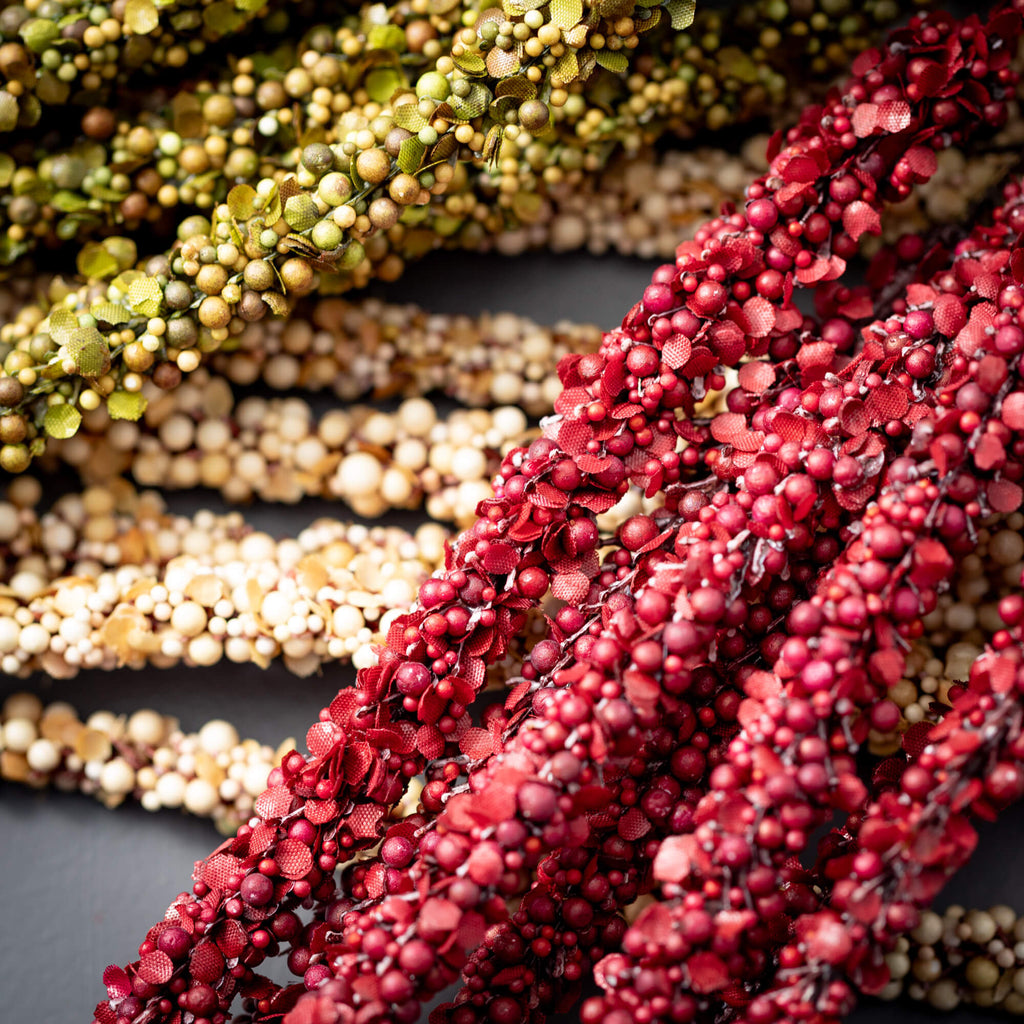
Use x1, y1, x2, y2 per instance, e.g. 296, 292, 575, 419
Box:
832, 456, 863, 488
746, 198, 779, 231
996, 324, 1024, 354
303, 964, 332, 990
620, 514, 659, 551
626, 344, 660, 376
530, 639, 560, 674
488, 997, 524, 1024
903, 309, 934, 340
517, 566, 549, 599
689, 280, 728, 317
396, 661, 431, 696
518, 781, 557, 822
381, 835, 414, 868
379, 970, 414, 1003
805, 449, 834, 480
157, 926, 192, 960
240, 872, 275, 907
398, 939, 435, 975
184, 985, 217, 1016
642, 283, 675, 315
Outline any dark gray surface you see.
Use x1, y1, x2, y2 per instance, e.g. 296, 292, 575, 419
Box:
0, 251, 1018, 1023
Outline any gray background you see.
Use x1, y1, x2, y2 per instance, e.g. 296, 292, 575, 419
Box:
1, 250, 1020, 1022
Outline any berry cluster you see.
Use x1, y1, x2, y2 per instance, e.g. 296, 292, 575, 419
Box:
86, 6, 1024, 1024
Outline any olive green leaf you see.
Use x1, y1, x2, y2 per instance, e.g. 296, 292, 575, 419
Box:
107, 391, 148, 421
594, 49, 629, 73
393, 104, 428, 133
43, 404, 81, 440
284, 194, 320, 232
665, 0, 696, 30
227, 183, 259, 221
397, 137, 426, 174
368, 24, 407, 52
127, 276, 164, 318
448, 82, 491, 122
452, 52, 487, 77
365, 66, 404, 104
91, 302, 131, 326
0, 93, 16, 134
20, 19, 60, 53
47, 308, 79, 343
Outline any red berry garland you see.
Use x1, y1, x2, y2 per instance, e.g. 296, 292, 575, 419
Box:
91, 5, 1024, 1024
583, 184, 1024, 1024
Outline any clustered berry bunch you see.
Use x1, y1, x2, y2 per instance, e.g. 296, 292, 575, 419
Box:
6, 0, 1024, 1023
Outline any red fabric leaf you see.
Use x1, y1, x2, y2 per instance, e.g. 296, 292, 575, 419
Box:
103, 966, 131, 1000
189, 941, 225, 983
551, 570, 591, 603
137, 951, 174, 985
741, 297, 776, 337
842, 200, 881, 241
255, 785, 296, 821
865, 383, 909, 423
851, 103, 879, 137
347, 803, 385, 839
483, 543, 519, 574
781, 154, 820, 183
201, 853, 241, 890
688, 952, 730, 994
839, 400, 870, 435
744, 670, 780, 700
459, 727, 495, 759
662, 335, 692, 370
618, 807, 652, 841
652, 835, 697, 883
275, 839, 314, 881
737, 361, 775, 394
868, 649, 905, 687
420, 898, 461, 941
932, 293, 967, 336
213, 920, 248, 959
988, 479, 1024, 513
974, 435, 1006, 471
306, 721, 343, 759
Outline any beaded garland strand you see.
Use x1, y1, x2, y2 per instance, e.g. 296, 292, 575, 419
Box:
0, 478, 448, 678
0, 0, 953, 473
2, 2, 1024, 1024
0, 0, 923, 267
84, 7, 1024, 1024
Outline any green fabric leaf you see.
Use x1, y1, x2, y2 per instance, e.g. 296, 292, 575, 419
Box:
51, 190, 90, 213
107, 391, 148, 421
20, 19, 60, 53
665, 0, 696, 30
448, 83, 491, 122
0, 93, 18, 134
452, 52, 487, 76
367, 24, 406, 52
77, 242, 119, 280
227, 184, 258, 220
284, 194, 320, 232
91, 302, 131, 326
47, 308, 79, 342
393, 104, 428, 133
127, 276, 164, 318
396, 137, 426, 174
43, 404, 81, 440
365, 67, 404, 104
594, 49, 629, 73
